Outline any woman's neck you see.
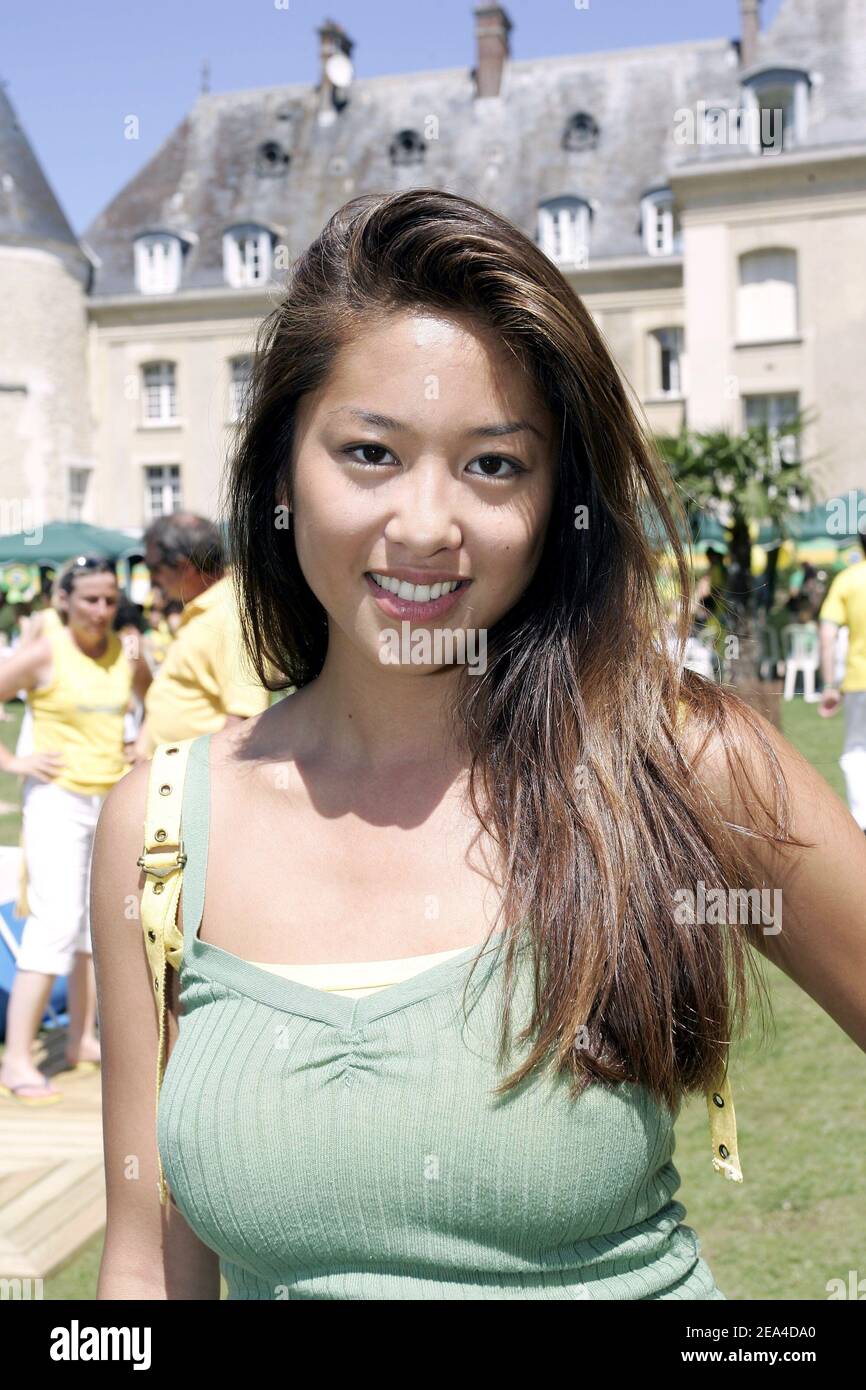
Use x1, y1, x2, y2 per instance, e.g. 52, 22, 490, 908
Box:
290, 645, 470, 777
66, 624, 110, 661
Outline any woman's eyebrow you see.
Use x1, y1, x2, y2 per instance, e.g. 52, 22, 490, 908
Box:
328, 406, 545, 440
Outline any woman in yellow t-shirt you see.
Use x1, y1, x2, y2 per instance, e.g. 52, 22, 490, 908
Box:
0, 557, 150, 1104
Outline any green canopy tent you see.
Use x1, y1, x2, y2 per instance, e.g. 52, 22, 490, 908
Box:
687, 490, 866, 552
0, 521, 144, 567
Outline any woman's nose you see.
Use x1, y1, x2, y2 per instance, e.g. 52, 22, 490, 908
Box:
385, 466, 462, 550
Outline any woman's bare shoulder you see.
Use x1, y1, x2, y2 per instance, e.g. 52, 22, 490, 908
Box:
209, 691, 305, 772
96, 759, 152, 872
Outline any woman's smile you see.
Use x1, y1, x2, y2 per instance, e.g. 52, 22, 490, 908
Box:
363, 568, 473, 620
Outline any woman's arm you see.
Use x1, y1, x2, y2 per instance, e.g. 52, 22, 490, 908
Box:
131, 652, 153, 703
0, 635, 50, 704
689, 706, 866, 1055
91, 759, 221, 1299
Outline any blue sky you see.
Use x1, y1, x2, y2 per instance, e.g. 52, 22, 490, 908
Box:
2, 0, 784, 235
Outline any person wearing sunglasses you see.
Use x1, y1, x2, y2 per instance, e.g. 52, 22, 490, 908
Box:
0, 556, 150, 1103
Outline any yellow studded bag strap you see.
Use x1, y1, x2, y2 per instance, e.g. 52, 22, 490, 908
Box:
138, 736, 196, 1205
706, 1069, 742, 1183
676, 698, 743, 1183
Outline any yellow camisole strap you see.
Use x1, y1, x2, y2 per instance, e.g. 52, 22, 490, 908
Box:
138, 737, 196, 1206
677, 696, 743, 1183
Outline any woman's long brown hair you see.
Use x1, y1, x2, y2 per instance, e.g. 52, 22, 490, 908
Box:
224, 188, 808, 1114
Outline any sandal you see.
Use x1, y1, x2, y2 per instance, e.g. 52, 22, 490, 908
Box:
0, 1080, 63, 1105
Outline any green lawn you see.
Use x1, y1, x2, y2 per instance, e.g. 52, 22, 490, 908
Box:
2, 694, 863, 1301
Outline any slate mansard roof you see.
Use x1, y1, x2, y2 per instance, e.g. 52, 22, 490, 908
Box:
77, 0, 866, 297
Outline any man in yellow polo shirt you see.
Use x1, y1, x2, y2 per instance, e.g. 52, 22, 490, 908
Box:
819, 532, 866, 832
133, 513, 273, 758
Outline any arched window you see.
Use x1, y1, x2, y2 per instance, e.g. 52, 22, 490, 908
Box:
737, 248, 798, 342
741, 68, 810, 154
141, 362, 177, 423
390, 129, 426, 165
562, 112, 599, 152
640, 188, 680, 256
134, 232, 185, 294
537, 196, 591, 267
222, 224, 274, 287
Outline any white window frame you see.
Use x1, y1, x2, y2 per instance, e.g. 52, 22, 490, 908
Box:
537, 197, 591, 268
134, 233, 183, 294
143, 464, 182, 521
641, 190, 679, 257
651, 327, 685, 397
141, 361, 178, 424
741, 69, 809, 155
743, 393, 800, 466
228, 355, 253, 422
223, 225, 273, 287
736, 248, 798, 343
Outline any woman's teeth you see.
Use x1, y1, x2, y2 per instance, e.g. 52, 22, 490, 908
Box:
368, 573, 462, 602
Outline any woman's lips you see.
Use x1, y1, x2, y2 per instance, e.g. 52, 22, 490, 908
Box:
363, 572, 471, 620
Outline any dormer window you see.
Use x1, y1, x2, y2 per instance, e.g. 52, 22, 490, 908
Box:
134, 232, 185, 294
562, 112, 599, 152
537, 197, 591, 267
222, 224, 274, 287
741, 67, 810, 154
390, 129, 426, 165
641, 189, 680, 257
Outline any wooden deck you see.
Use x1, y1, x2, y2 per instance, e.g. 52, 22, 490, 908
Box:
0, 1027, 104, 1279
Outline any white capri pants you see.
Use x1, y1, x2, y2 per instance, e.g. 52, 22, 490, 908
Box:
16, 775, 104, 976
840, 691, 866, 831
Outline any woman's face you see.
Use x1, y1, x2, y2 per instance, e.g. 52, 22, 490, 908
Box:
58, 572, 119, 637
286, 309, 559, 675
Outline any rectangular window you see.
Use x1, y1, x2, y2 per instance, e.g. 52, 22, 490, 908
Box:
142, 363, 177, 422
229, 356, 253, 422
743, 392, 800, 464
144, 464, 182, 520
653, 327, 684, 396
67, 467, 91, 522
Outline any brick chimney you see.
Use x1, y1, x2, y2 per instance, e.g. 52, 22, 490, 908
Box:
739, 0, 761, 69
473, 4, 512, 99
317, 19, 354, 117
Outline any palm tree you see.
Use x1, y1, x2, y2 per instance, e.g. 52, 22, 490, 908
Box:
655, 409, 821, 719
657, 409, 818, 616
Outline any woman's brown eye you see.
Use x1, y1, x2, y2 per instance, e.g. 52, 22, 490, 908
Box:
344, 444, 393, 466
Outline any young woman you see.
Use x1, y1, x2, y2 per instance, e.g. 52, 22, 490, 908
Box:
93, 190, 866, 1300
0, 557, 149, 1101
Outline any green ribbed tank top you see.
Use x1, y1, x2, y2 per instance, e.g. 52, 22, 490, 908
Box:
157, 732, 726, 1300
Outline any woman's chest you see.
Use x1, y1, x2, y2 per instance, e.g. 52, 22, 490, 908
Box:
157, 977, 682, 1273
201, 775, 506, 960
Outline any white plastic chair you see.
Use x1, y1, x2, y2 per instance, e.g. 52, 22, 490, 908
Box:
781, 623, 820, 701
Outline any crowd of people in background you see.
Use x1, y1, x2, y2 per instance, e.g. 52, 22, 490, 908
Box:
0, 514, 278, 1103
